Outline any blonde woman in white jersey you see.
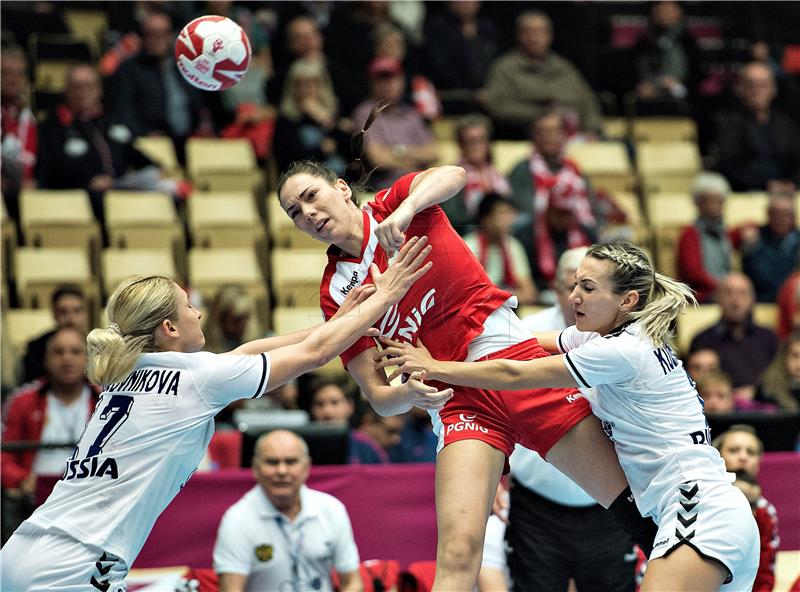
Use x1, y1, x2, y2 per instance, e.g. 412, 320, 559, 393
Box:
377, 241, 759, 591
0, 237, 439, 592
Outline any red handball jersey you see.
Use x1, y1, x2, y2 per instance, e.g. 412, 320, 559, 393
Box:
319, 172, 512, 368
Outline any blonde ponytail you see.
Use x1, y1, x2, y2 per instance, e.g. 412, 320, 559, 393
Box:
87, 276, 179, 385
586, 241, 696, 345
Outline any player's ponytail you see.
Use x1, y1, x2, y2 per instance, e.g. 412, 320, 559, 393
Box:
276, 101, 390, 206
586, 241, 696, 345
87, 276, 179, 385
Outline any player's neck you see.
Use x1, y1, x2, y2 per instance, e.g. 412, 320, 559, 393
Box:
336, 209, 365, 258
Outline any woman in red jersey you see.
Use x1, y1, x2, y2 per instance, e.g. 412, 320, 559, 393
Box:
276, 104, 653, 591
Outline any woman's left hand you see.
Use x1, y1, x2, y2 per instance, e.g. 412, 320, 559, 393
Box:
375, 202, 415, 254
375, 337, 435, 382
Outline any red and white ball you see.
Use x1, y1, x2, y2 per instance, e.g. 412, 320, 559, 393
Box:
175, 15, 251, 91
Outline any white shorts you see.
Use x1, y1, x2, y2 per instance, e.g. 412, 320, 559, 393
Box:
0, 523, 127, 592
650, 480, 759, 591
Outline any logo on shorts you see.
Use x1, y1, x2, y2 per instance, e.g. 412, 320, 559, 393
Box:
255, 544, 274, 562
446, 413, 489, 435
566, 392, 583, 403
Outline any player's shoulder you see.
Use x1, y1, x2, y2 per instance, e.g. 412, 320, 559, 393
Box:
140, 350, 217, 370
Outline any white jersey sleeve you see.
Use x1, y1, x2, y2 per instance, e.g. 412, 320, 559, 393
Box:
213, 506, 255, 576
561, 332, 638, 388
193, 352, 271, 408
329, 499, 360, 573
556, 325, 599, 353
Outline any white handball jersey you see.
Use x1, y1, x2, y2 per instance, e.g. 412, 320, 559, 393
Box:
26, 351, 271, 566
557, 322, 730, 518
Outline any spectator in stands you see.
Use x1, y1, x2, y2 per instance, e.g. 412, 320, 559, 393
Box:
388, 407, 437, 463
482, 10, 602, 139
463, 193, 537, 305
739, 193, 800, 302
351, 60, 438, 188
213, 430, 362, 592
696, 371, 736, 414
631, 1, 702, 111
521, 247, 587, 330
684, 348, 722, 383
203, 286, 260, 354
35, 63, 160, 220
508, 110, 597, 290
713, 425, 780, 592
107, 9, 212, 163
1, 45, 36, 221
351, 407, 404, 464
22, 285, 88, 384
273, 59, 351, 175
690, 273, 779, 401
303, 375, 355, 425
714, 61, 800, 191
440, 114, 510, 235
777, 271, 800, 340
677, 172, 733, 303
761, 331, 800, 411
1, 327, 100, 543
424, 1, 499, 113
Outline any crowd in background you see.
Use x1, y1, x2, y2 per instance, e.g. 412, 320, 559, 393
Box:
1, 2, 799, 584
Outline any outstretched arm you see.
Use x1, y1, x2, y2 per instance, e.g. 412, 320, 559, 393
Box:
264, 237, 432, 391
376, 338, 579, 391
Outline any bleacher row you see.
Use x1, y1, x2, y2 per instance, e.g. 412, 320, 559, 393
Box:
2, 117, 790, 382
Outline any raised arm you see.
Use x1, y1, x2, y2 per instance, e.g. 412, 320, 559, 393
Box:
263, 237, 432, 391
376, 338, 579, 391
375, 165, 467, 252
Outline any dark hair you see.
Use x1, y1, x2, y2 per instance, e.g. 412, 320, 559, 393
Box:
45, 325, 87, 353
52, 285, 85, 308
711, 423, 764, 456
477, 193, 515, 222
276, 101, 391, 205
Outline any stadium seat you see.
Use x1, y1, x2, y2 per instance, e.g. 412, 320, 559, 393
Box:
33, 60, 74, 93
188, 248, 269, 326
19, 189, 100, 271
266, 193, 327, 250
270, 249, 328, 307
676, 303, 779, 356
653, 226, 682, 278
611, 191, 650, 243
3, 308, 55, 358
134, 136, 180, 176
431, 117, 457, 142
632, 117, 698, 143
14, 247, 97, 312
62, 9, 108, 58
641, 173, 697, 197
189, 192, 265, 250
272, 306, 324, 335
637, 142, 701, 177
101, 249, 178, 297
186, 138, 261, 192
645, 192, 694, 229
104, 191, 185, 274
725, 192, 769, 227
566, 142, 633, 176
602, 117, 629, 140
435, 140, 460, 167
493, 140, 531, 175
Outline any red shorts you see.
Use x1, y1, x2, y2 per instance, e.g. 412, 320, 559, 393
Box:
435, 338, 592, 461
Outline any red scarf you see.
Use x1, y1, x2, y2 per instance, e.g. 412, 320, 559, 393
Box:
459, 159, 511, 215
477, 231, 518, 289
1, 101, 37, 181
530, 152, 593, 282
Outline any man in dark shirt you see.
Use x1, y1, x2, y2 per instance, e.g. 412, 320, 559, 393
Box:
690, 273, 779, 402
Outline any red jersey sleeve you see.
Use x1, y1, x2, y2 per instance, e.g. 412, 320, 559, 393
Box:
371, 172, 422, 215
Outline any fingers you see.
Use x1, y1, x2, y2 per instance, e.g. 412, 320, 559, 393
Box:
379, 337, 408, 349
408, 370, 427, 382
366, 328, 380, 337
412, 388, 454, 410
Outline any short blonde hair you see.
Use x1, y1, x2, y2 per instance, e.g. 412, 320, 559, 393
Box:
86, 276, 179, 385
279, 58, 338, 122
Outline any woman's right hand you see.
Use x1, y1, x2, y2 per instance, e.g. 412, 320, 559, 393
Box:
370, 235, 432, 304
402, 370, 453, 410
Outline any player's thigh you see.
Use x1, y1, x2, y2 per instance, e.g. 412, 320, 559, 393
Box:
642, 544, 727, 592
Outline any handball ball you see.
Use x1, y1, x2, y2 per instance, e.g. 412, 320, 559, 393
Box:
175, 15, 251, 91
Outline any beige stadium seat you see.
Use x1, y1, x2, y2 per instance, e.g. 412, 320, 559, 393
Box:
602, 117, 629, 141
725, 193, 769, 226
34, 60, 74, 93
632, 117, 698, 143
4, 308, 56, 356
653, 226, 682, 278
431, 117, 457, 142
104, 191, 184, 274
611, 191, 649, 244
494, 141, 531, 175
566, 142, 632, 176
266, 193, 327, 250
101, 249, 178, 297
270, 249, 328, 308
435, 140, 460, 167
14, 247, 97, 311
19, 189, 100, 270
676, 303, 779, 355
189, 192, 265, 250
188, 248, 269, 326
134, 136, 180, 176
642, 174, 696, 197
753, 303, 778, 331
63, 9, 108, 57
646, 192, 695, 229
271, 306, 345, 373
186, 138, 261, 192
637, 142, 701, 177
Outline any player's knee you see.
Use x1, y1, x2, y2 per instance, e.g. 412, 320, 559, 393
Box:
438, 531, 484, 574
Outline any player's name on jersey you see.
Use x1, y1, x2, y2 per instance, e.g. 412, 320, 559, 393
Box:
104, 369, 181, 396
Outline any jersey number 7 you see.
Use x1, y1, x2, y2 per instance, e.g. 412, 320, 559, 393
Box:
86, 394, 134, 457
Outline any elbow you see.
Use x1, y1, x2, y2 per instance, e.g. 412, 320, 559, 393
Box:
449, 165, 467, 190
